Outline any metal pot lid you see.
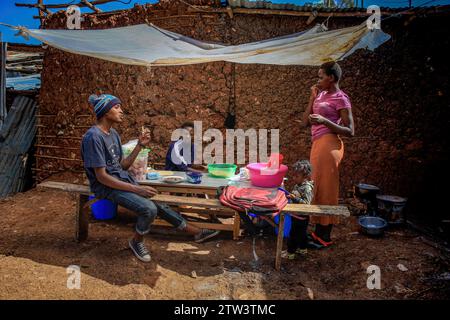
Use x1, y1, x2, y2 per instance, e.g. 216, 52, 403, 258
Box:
356, 183, 380, 191
376, 195, 407, 203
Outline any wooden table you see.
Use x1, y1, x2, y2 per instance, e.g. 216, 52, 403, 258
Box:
37, 180, 350, 271
139, 170, 231, 196
138, 171, 243, 239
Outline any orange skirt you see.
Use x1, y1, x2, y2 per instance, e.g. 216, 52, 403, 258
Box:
309, 133, 344, 225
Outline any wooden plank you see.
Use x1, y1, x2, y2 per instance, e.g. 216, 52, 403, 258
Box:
37, 182, 350, 216
75, 194, 90, 241
152, 218, 234, 232
37, 181, 350, 217
149, 185, 217, 195
35, 154, 83, 162
177, 206, 235, 216
36, 182, 223, 208
174, 211, 212, 222
81, 0, 102, 13
38, 181, 90, 194
283, 203, 350, 217
151, 194, 226, 209
35, 144, 80, 151
15, 0, 116, 9
275, 213, 285, 271
36, 135, 82, 140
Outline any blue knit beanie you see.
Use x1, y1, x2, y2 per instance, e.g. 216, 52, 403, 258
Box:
88, 94, 121, 119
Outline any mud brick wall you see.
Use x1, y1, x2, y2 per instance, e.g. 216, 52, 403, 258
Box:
36, 1, 450, 226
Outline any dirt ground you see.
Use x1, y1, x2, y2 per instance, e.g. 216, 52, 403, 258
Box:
0, 187, 449, 300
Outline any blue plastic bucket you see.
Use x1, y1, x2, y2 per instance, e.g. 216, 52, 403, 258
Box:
249, 212, 292, 237
274, 214, 292, 238
88, 195, 117, 220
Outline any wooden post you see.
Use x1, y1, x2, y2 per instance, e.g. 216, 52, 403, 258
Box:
275, 213, 285, 271
37, 0, 44, 27
81, 0, 102, 13
36, 1, 51, 15
233, 211, 241, 240
75, 194, 90, 241
226, 6, 233, 19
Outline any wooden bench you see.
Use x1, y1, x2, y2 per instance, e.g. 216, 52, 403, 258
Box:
37, 181, 241, 241
274, 204, 350, 270
37, 181, 350, 271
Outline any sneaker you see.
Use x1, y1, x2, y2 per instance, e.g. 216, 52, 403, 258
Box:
281, 250, 296, 260
295, 248, 308, 256
194, 229, 220, 243
129, 239, 151, 262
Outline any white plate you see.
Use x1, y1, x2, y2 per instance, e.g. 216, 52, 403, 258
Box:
161, 176, 185, 184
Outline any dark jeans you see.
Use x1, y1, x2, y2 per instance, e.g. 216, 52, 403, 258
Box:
105, 189, 187, 235
287, 215, 310, 253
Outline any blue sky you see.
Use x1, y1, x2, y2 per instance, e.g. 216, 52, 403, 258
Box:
1, 0, 449, 45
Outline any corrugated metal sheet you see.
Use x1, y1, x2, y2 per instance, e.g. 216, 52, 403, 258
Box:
0, 41, 6, 130
0, 95, 36, 198
6, 74, 41, 91
227, 0, 418, 13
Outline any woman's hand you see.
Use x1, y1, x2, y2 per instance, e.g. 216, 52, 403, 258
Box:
309, 113, 327, 125
310, 85, 320, 100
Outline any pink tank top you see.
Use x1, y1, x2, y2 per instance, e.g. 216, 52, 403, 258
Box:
311, 89, 351, 141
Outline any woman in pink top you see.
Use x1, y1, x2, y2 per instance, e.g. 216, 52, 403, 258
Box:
302, 61, 355, 248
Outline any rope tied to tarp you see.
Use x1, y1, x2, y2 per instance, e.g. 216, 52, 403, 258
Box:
0, 22, 30, 41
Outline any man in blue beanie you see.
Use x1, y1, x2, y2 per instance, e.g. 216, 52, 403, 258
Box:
81, 94, 219, 262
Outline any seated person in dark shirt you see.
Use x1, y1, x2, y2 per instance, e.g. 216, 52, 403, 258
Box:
81, 94, 219, 263
165, 121, 206, 173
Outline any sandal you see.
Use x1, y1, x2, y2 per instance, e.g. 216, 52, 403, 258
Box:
281, 250, 296, 260
310, 232, 333, 248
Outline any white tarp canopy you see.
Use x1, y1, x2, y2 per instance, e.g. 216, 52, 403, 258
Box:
5, 21, 390, 66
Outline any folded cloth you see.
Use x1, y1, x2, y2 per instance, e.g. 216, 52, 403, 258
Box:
218, 186, 288, 216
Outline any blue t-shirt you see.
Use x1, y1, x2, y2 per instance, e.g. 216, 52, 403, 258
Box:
81, 126, 136, 198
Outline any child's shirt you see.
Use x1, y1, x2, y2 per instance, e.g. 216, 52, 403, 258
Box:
290, 180, 314, 219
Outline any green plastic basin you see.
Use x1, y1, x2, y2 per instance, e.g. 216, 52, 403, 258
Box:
207, 164, 237, 178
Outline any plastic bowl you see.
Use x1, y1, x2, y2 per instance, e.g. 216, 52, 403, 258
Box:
146, 171, 161, 180
207, 164, 237, 178
246, 162, 288, 188
186, 171, 203, 184
358, 216, 387, 236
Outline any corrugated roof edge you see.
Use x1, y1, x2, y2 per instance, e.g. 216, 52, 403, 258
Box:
227, 0, 449, 13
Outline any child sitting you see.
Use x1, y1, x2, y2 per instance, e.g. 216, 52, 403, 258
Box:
282, 160, 314, 260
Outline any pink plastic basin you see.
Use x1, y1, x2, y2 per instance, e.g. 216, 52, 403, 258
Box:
246, 162, 288, 188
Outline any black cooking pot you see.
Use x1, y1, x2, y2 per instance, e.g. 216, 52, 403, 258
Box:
354, 183, 380, 201
376, 195, 408, 225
